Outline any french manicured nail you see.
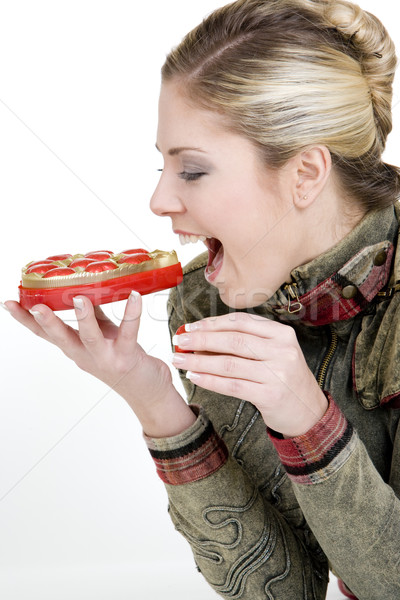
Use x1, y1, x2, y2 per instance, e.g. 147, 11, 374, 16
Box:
186, 371, 201, 382
172, 334, 190, 347
129, 290, 140, 302
185, 322, 200, 332
73, 297, 84, 310
29, 309, 43, 321
171, 353, 186, 366
0, 302, 9, 312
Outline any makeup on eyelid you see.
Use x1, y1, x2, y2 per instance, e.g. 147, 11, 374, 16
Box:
179, 171, 207, 182
157, 154, 212, 182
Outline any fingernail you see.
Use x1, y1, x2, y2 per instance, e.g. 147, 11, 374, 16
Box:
185, 322, 200, 332
29, 309, 43, 321
171, 353, 186, 366
172, 334, 190, 347
0, 302, 9, 312
73, 297, 84, 310
186, 371, 201, 382
129, 290, 140, 302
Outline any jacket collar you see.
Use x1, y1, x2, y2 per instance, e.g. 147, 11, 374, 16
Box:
263, 205, 398, 326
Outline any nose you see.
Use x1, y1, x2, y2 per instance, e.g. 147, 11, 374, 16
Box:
150, 173, 185, 217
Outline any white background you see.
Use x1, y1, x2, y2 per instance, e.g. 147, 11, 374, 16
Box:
0, 1, 399, 599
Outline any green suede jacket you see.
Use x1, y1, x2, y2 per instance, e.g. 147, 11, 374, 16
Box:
145, 204, 400, 600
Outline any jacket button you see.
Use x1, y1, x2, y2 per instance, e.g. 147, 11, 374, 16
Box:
342, 285, 357, 299
373, 249, 387, 266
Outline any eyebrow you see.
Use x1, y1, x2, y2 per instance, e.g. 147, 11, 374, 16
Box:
155, 144, 207, 156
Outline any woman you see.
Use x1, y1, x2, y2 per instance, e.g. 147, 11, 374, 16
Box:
4, 0, 400, 598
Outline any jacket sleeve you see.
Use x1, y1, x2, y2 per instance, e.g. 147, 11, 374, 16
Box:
144, 404, 327, 599
268, 394, 400, 600
141, 284, 329, 599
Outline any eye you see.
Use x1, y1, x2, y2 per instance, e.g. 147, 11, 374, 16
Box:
178, 171, 207, 182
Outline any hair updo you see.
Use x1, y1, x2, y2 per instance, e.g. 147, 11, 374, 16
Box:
162, 0, 400, 211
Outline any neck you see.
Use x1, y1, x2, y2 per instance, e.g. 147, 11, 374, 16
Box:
292, 186, 366, 271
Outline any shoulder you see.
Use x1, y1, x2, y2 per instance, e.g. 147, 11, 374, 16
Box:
183, 251, 208, 275
355, 294, 400, 409
353, 205, 400, 408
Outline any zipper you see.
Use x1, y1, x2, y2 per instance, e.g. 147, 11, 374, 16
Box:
316, 325, 338, 389
284, 283, 303, 313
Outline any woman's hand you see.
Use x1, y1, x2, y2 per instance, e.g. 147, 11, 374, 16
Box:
4, 293, 196, 438
171, 312, 328, 438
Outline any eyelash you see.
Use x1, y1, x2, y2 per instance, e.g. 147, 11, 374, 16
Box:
157, 169, 206, 182
179, 171, 206, 182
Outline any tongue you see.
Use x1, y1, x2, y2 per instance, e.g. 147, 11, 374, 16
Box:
206, 238, 223, 273
206, 238, 220, 264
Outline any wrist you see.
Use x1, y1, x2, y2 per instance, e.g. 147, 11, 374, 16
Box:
281, 389, 329, 439
136, 387, 197, 438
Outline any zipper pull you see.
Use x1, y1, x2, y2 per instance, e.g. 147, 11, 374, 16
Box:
284, 283, 303, 314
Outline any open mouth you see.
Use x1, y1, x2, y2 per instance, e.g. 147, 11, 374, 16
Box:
204, 237, 224, 282
176, 232, 224, 284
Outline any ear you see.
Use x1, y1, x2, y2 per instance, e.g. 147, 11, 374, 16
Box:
291, 146, 332, 208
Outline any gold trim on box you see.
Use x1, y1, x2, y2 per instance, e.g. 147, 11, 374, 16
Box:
21, 250, 179, 289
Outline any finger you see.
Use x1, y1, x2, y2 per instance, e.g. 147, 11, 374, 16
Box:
114, 291, 142, 355
186, 370, 326, 431
172, 329, 271, 360
185, 312, 290, 339
93, 305, 119, 340
172, 351, 267, 383
185, 370, 263, 403
73, 296, 107, 354
93, 304, 110, 321
4, 300, 66, 344
26, 303, 83, 355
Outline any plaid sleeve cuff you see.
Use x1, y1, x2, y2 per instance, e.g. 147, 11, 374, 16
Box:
144, 405, 229, 486
267, 395, 357, 485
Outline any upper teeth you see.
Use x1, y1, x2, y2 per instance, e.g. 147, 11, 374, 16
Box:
179, 234, 211, 245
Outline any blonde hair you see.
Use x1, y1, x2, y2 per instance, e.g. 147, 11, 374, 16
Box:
162, 0, 400, 210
